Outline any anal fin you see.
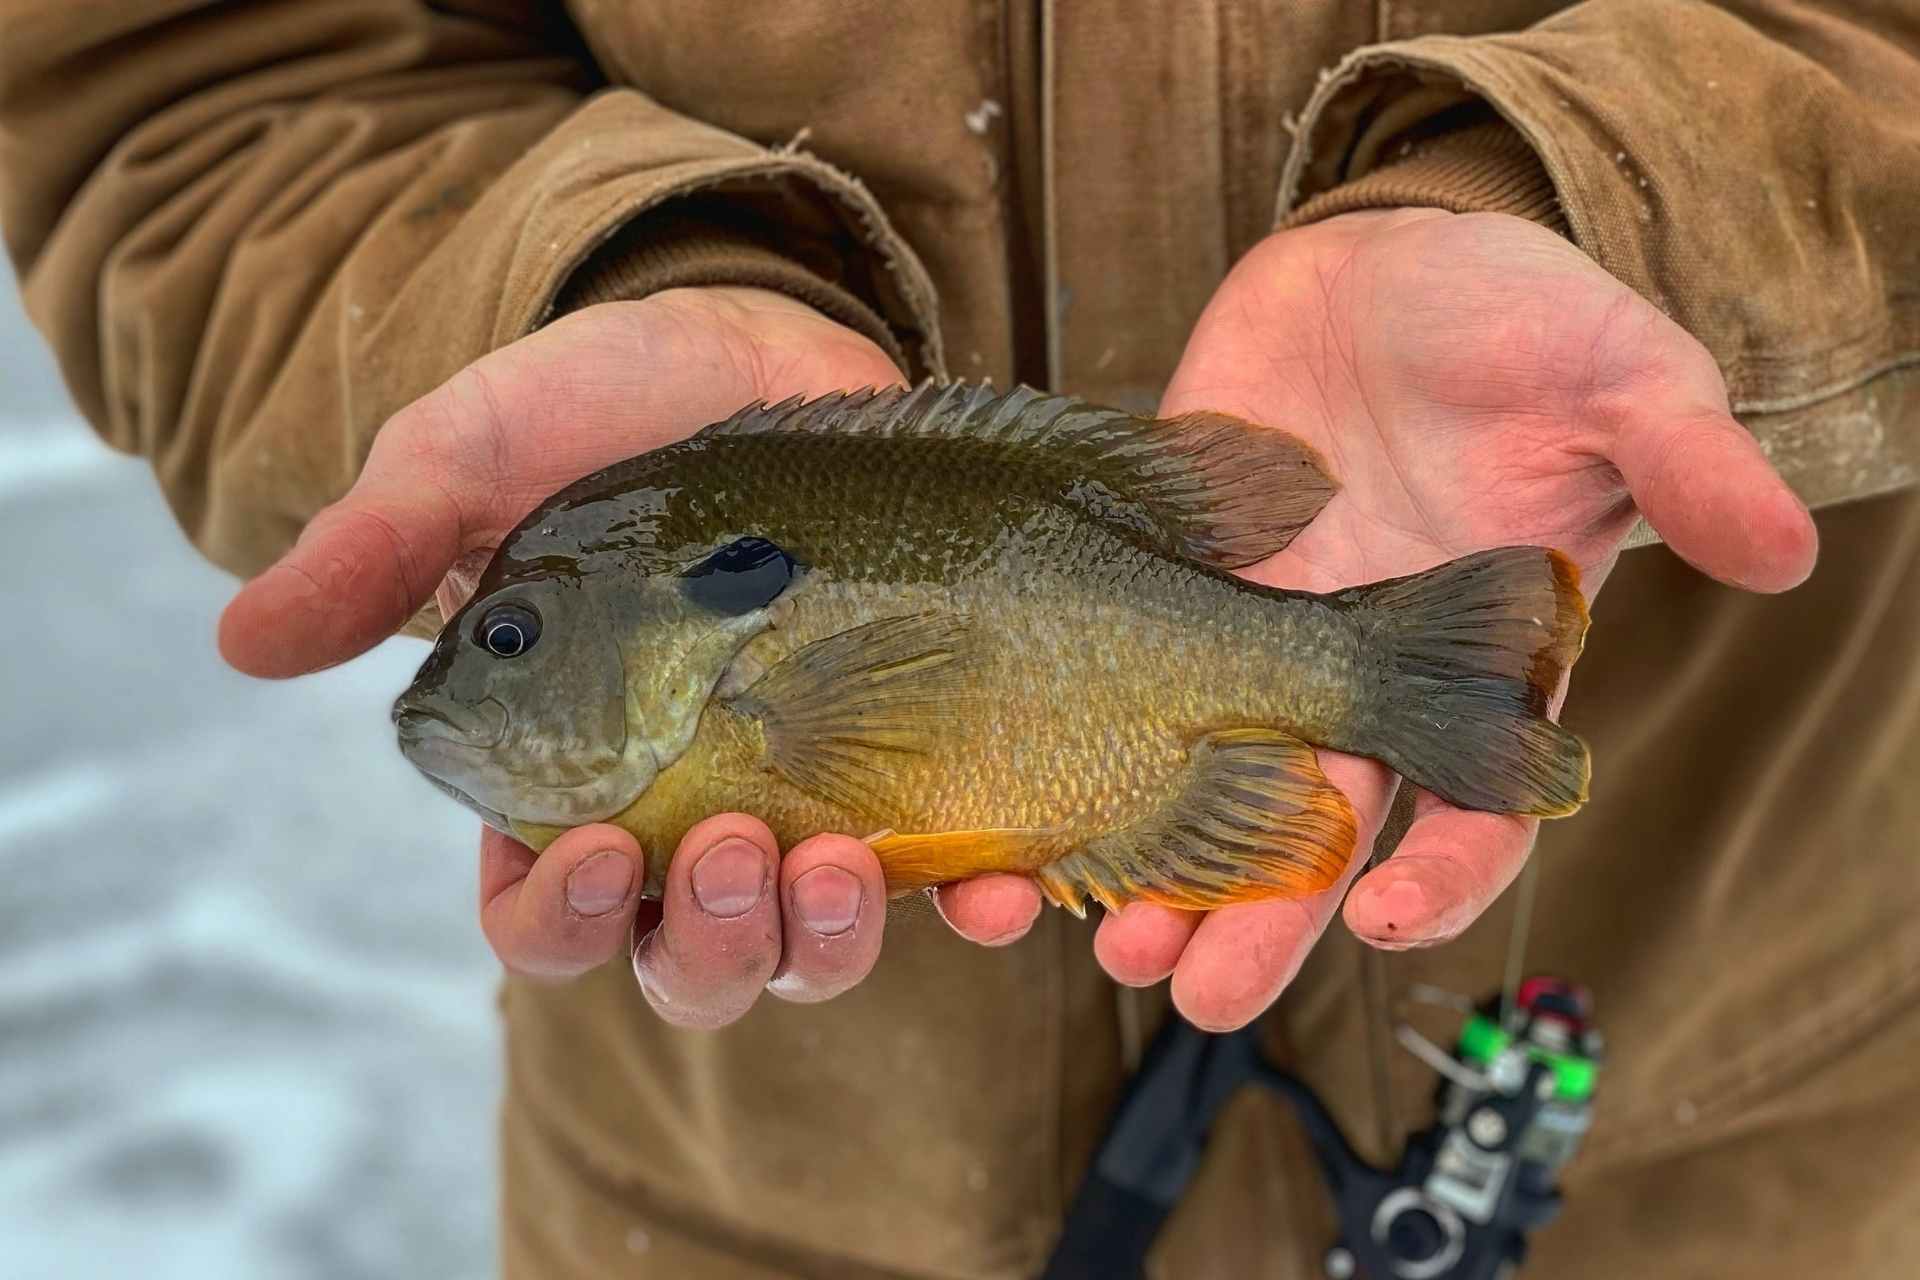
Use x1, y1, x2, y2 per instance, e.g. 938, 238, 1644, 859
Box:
868, 827, 1061, 896
1034, 728, 1356, 916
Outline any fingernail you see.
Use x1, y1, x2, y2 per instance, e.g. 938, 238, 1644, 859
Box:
791, 866, 863, 937
1359, 871, 1469, 947
566, 851, 635, 917
691, 838, 768, 918
1360, 877, 1431, 943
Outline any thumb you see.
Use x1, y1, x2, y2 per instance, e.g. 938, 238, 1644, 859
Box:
1613, 407, 1818, 593
218, 476, 462, 677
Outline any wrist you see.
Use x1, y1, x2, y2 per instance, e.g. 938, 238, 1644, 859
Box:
1252, 205, 1451, 262
638, 284, 840, 325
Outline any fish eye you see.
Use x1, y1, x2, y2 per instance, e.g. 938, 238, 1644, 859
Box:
476, 602, 542, 658
682, 536, 798, 615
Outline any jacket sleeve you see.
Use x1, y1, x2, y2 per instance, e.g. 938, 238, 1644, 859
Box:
1274, 0, 1920, 514
0, 1, 942, 577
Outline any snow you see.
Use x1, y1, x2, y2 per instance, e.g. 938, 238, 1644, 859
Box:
0, 286, 499, 1277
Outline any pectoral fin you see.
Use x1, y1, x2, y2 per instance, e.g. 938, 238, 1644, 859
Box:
1034, 728, 1357, 916
726, 613, 975, 815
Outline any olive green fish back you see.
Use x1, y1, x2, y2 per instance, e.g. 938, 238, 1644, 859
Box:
700, 382, 1336, 570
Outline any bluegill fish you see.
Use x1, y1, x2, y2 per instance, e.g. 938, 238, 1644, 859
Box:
393, 383, 1588, 913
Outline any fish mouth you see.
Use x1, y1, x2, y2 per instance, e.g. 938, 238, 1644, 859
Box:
391, 695, 508, 750
391, 696, 514, 832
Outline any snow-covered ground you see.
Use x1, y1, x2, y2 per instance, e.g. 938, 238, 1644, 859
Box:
0, 290, 500, 1276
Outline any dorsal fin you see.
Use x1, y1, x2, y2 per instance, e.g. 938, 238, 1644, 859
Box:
698, 382, 1337, 569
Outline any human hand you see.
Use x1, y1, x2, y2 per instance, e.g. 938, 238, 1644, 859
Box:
941, 209, 1818, 1028
220, 287, 906, 1021
483, 815, 886, 1025
220, 287, 905, 674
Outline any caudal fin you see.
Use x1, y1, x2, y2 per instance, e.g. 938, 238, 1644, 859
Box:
1348, 547, 1591, 817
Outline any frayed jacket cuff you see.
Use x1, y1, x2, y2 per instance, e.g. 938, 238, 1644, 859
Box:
552, 209, 906, 371
1282, 118, 1566, 236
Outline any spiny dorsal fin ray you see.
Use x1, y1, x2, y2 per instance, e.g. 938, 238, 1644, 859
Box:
725, 613, 978, 818
700, 382, 1337, 569
1032, 727, 1356, 916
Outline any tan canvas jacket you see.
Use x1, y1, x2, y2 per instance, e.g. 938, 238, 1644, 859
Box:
3, 1, 1916, 583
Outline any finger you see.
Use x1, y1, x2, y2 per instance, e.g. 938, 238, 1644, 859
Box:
479, 823, 643, 980
933, 875, 1043, 946
1171, 895, 1339, 1032
1095, 903, 1203, 987
765, 834, 886, 1003
219, 474, 464, 678
1614, 407, 1817, 593
1343, 790, 1537, 949
633, 814, 781, 1029
1169, 751, 1389, 1031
